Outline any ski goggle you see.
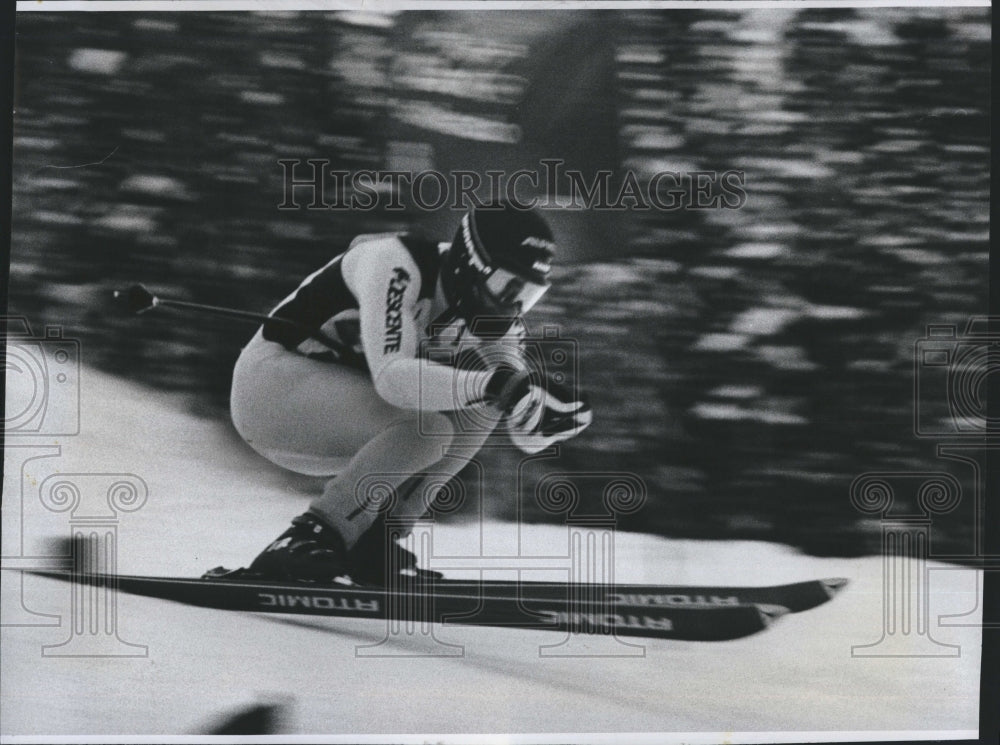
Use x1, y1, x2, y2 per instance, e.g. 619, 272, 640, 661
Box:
480, 266, 550, 313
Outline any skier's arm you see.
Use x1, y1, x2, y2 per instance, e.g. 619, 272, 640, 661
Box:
344, 238, 494, 411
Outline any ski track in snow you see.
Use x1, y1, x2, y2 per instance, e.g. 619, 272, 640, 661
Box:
1, 367, 983, 739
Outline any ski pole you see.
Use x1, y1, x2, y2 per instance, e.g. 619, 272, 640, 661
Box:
113, 283, 353, 359
113, 283, 293, 326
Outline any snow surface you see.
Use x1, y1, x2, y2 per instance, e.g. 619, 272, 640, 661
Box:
1, 367, 983, 741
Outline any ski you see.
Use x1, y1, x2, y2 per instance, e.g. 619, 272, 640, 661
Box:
26, 569, 809, 642
202, 570, 847, 613
427, 576, 848, 613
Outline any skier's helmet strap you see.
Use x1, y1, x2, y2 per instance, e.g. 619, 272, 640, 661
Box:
447, 204, 555, 321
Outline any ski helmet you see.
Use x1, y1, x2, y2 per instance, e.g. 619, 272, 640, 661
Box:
441, 203, 556, 325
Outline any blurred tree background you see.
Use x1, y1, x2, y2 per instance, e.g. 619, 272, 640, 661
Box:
9, 9, 990, 558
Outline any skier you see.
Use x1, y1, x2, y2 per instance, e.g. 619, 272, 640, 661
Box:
228, 203, 592, 585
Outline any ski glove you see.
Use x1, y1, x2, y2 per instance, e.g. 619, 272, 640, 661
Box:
507, 376, 592, 454
484, 366, 545, 432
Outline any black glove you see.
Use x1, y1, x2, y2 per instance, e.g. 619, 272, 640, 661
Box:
485, 366, 534, 412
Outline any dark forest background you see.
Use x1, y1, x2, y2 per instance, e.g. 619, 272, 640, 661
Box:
9, 9, 991, 559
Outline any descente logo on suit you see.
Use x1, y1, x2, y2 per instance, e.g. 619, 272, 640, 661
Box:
384, 267, 411, 353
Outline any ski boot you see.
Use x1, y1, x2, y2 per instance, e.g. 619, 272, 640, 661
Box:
348, 515, 443, 587
244, 512, 353, 584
